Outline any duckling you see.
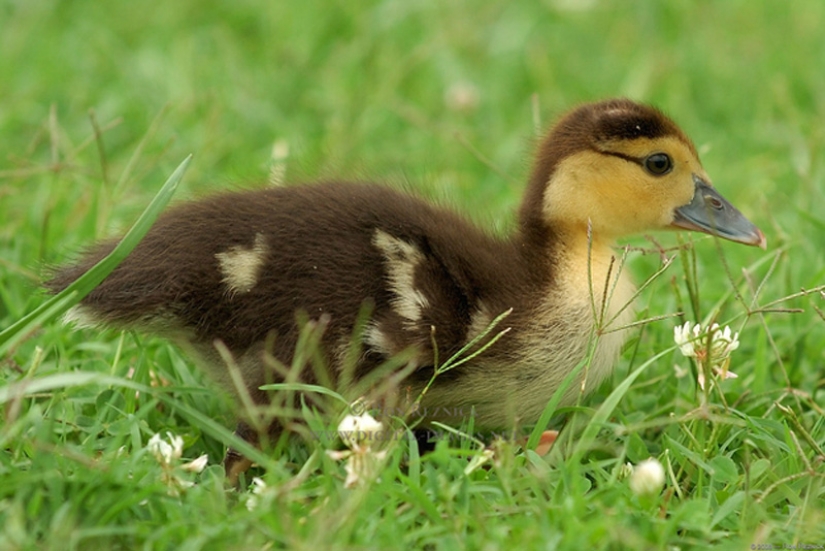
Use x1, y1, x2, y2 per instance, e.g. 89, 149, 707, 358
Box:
48, 98, 765, 477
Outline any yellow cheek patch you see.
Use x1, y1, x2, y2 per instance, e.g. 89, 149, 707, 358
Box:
541, 143, 700, 240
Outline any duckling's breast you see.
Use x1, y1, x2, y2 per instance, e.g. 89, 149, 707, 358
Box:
419, 244, 636, 428
504, 276, 635, 423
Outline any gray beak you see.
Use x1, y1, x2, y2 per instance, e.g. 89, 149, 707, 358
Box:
671, 175, 766, 249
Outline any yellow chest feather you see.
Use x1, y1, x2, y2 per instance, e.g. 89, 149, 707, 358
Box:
505, 243, 635, 423
422, 240, 636, 428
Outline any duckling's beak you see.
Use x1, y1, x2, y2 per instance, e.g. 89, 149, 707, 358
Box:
671, 175, 766, 249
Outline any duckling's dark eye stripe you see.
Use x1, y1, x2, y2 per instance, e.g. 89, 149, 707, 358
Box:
601, 150, 673, 176
601, 150, 644, 167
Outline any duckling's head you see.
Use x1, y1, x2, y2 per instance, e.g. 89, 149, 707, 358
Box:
522, 98, 765, 248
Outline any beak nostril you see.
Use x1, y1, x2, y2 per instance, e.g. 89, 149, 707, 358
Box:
676, 178, 763, 247
704, 195, 724, 210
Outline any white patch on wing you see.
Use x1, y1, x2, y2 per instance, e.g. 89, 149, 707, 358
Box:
215, 233, 268, 295
372, 230, 429, 324
364, 323, 394, 356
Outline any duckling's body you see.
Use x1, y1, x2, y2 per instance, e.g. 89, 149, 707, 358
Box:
53, 181, 627, 426
49, 99, 764, 467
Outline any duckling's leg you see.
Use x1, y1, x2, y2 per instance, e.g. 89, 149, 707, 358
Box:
225, 447, 254, 486
533, 430, 558, 456
413, 428, 439, 453
223, 421, 260, 486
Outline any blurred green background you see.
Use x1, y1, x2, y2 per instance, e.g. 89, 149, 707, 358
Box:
3, 0, 822, 244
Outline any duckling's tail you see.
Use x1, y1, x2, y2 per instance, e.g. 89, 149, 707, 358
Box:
45, 240, 128, 328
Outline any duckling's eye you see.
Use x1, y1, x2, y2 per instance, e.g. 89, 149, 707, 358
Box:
643, 153, 673, 176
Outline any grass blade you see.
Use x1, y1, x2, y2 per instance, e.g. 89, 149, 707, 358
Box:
0, 155, 192, 355
525, 352, 591, 451
259, 382, 349, 406
0, 370, 276, 471
571, 346, 674, 459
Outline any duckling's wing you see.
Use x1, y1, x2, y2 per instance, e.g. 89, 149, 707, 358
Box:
47, 182, 507, 384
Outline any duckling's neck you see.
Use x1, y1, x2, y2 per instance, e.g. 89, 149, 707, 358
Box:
510, 223, 636, 410
518, 222, 634, 335
553, 227, 632, 320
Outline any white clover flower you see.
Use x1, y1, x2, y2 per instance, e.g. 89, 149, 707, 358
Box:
629, 458, 665, 496
338, 412, 384, 451
709, 324, 739, 360
327, 446, 389, 488
147, 432, 183, 465
673, 321, 701, 357
146, 432, 205, 496
328, 407, 389, 488
250, 476, 267, 494
674, 321, 741, 390
147, 433, 171, 464
246, 477, 269, 511
181, 454, 209, 473
341, 451, 387, 488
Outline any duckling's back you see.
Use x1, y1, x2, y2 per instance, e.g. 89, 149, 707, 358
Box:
48, 182, 525, 389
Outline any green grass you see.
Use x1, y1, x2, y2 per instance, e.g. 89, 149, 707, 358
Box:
2, 0, 825, 549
